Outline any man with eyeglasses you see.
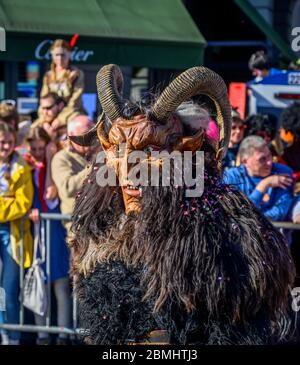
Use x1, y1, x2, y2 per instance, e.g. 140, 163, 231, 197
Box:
224, 135, 294, 222
31, 92, 79, 141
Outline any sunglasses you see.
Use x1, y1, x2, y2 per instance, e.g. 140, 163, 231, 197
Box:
41, 103, 56, 111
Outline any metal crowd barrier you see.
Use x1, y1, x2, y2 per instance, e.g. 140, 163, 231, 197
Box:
0, 215, 300, 340
0, 213, 85, 338
272, 222, 300, 230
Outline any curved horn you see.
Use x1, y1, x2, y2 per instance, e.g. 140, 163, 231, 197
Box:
68, 113, 104, 146
151, 66, 231, 159
96, 64, 125, 123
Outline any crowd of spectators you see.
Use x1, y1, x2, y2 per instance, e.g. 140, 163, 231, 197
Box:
223, 104, 300, 224
223, 101, 300, 293
0, 39, 94, 345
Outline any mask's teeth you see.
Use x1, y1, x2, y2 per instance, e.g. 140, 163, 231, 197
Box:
127, 185, 139, 190
139, 187, 142, 197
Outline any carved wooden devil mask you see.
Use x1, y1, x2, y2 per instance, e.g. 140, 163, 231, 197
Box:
70, 64, 232, 213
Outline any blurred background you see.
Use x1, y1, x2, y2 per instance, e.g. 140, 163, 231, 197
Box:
0, 0, 299, 120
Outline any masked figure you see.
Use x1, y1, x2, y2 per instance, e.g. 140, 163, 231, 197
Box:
70, 64, 298, 345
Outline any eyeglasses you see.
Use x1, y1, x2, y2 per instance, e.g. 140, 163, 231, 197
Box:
0, 99, 16, 107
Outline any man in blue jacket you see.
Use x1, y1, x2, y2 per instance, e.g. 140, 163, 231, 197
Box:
223, 135, 293, 221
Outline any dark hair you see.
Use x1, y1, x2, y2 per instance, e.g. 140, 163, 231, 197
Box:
246, 114, 277, 140
40, 92, 65, 106
232, 116, 244, 125
248, 51, 271, 71
26, 127, 51, 145
280, 102, 300, 139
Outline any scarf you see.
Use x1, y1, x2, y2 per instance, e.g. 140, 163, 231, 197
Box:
24, 153, 47, 212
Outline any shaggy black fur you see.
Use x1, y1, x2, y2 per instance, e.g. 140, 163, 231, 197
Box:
71, 147, 298, 345
76, 260, 297, 345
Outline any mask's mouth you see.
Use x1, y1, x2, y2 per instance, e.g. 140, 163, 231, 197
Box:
123, 185, 142, 197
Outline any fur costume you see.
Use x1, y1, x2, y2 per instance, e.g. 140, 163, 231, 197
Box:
70, 65, 298, 345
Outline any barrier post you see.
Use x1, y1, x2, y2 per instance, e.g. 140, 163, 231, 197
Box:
45, 219, 51, 327
19, 219, 25, 325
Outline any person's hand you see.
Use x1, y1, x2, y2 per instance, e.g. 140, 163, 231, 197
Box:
28, 208, 39, 223
51, 118, 62, 130
45, 184, 57, 200
43, 123, 57, 138
293, 213, 300, 224
256, 174, 293, 194
264, 174, 293, 189
45, 142, 58, 161
42, 122, 52, 133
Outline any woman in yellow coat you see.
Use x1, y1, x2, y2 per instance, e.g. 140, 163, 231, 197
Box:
0, 122, 33, 345
39, 39, 86, 136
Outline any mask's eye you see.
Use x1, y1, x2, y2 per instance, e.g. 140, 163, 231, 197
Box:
144, 145, 160, 154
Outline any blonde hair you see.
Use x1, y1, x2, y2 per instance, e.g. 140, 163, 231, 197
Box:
0, 122, 17, 179
0, 103, 19, 129
50, 39, 72, 53
0, 121, 17, 140
49, 39, 72, 83
26, 127, 51, 145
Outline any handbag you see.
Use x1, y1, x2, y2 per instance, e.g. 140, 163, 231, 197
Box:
23, 221, 48, 316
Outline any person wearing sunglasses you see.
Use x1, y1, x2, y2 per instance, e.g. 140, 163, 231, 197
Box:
32, 92, 79, 143
39, 39, 86, 127
223, 109, 246, 168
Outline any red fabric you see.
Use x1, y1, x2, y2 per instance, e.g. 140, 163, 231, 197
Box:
229, 82, 246, 119
293, 171, 300, 183
24, 153, 47, 212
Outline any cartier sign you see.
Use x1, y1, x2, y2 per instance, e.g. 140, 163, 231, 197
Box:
35, 39, 94, 62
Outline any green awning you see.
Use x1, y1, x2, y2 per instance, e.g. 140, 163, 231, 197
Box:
0, 0, 206, 68
234, 0, 297, 62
